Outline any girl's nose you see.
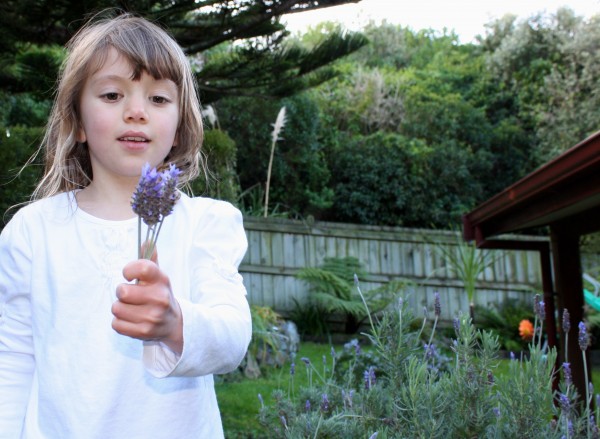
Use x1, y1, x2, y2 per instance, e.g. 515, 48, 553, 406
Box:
124, 97, 148, 122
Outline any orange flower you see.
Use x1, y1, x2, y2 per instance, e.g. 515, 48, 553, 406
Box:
519, 319, 534, 341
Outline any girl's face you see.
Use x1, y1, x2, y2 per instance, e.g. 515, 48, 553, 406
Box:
77, 48, 180, 185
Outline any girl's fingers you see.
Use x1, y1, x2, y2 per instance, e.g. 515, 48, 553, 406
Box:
111, 317, 157, 340
122, 258, 161, 284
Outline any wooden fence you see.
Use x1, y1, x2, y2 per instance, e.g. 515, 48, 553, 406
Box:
240, 217, 551, 322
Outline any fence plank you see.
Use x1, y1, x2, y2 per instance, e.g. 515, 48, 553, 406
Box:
240, 217, 560, 321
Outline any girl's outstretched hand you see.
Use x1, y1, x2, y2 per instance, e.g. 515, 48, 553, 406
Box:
112, 250, 183, 354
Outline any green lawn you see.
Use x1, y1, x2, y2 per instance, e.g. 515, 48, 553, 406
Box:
216, 342, 332, 438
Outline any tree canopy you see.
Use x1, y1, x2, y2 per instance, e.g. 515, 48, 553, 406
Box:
0, 0, 368, 103
2, 6, 599, 231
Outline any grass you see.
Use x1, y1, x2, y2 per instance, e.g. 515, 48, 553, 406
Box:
216, 341, 333, 438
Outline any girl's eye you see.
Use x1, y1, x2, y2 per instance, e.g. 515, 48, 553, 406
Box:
151, 96, 170, 104
102, 92, 120, 101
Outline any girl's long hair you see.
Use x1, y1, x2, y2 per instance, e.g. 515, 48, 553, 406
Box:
32, 11, 204, 200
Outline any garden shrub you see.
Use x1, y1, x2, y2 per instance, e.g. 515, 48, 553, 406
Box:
258, 288, 595, 438
323, 132, 483, 228
216, 94, 333, 219
0, 126, 43, 227
189, 128, 240, 203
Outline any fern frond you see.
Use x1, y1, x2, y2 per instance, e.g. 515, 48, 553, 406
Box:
296, 267, 352, 299
312, 292, 366, 317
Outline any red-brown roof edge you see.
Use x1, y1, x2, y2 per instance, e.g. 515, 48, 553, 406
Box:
463, 130, 600, 242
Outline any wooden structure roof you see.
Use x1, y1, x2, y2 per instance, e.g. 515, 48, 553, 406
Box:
463, 130, 600, 400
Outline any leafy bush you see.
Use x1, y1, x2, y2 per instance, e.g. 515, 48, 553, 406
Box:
189, 128, 240, 203
0, 126, 43, 227
236, 305, 299, 380
215, 94, 333, 219
258, 288, 596, 438
323, 132, 483, 227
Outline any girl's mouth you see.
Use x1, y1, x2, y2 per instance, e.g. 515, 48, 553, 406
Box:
119, 136, 148, 142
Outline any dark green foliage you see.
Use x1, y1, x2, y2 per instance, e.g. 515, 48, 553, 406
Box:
288, 298, 331, 338
189, 128, 240, 202
324, 132, 483, 227
217, 94, 333, 218
0, 0, 367, 103
0, 126, 43, 226
295, 256, 409, 334
0, 93, 52, 128
474, 298, 537, 352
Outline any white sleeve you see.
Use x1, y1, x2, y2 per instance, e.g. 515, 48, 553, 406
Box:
143, 201, 252, 377
0, 212, 35, 438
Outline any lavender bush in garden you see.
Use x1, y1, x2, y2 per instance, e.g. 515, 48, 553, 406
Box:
259, 286, 600, 438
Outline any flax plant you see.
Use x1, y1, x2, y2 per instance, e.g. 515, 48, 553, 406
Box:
433, 235, 497, 320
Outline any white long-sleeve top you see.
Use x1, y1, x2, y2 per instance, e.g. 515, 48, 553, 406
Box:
0, 192, 252, 438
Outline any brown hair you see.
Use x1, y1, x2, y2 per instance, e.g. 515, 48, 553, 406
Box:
32, 12, 204, 200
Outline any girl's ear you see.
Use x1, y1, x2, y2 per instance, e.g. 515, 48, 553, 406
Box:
76, 126, 87, 143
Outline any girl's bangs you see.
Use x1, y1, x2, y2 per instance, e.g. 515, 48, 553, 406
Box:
86, 26, 184, 85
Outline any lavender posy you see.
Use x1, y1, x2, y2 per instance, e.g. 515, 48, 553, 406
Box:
131, 163, 181, 259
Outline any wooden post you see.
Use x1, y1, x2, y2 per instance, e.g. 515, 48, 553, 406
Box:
551, 223, 589, 405
538, 244, 560, 394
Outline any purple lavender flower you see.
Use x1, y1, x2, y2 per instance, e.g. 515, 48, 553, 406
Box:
453, 317, 460, 336
364, 366, 376, 390
559, 393, 570, 412
280, 415, 287, 429
538, 300, 546, 321
510, 352, 516, 361
563, 309, 571, 333
131, 164, 163, 226
424, 343, 437, 360
368, 433, 379, 439
345, 339, 361, 356
563, 362, 572, 386
320, 394, 330, 413
301, 357, 311, 366
434, 292, 441, 317
290, 362, 295, 376
157, 163, 181, 217
579, 321, 590, 351
533, 294, 541, 317
305, 399, 311, 412
131, 162, 181, 259
331, 346, 336, 358
493, 407, 501, 418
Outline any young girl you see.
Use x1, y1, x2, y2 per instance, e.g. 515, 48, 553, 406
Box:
0, 13, 252, 438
